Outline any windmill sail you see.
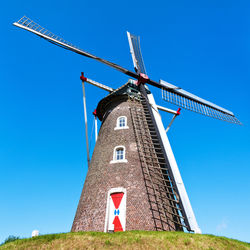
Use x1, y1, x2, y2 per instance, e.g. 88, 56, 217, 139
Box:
126, 32, 241, 125
127, 31, 147, 74
160, 80, 241, 124
13, 16, 138, 79
13, 16, 241, 126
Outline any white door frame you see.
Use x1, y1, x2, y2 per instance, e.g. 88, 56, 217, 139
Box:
104, 187, 127, 232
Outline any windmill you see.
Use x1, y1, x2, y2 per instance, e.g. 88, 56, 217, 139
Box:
13, 16, 241, 234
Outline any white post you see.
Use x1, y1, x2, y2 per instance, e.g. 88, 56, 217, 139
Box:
81, 80, 90, 168
31, 230, 39, 237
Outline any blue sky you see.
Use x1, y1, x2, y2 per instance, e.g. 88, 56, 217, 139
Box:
0, 0, 250, 243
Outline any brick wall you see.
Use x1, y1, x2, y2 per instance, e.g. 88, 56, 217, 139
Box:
71, 94, 178, 232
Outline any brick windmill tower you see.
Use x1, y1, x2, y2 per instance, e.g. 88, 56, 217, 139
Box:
72, 80, 186, 232
13, 17, 241, 234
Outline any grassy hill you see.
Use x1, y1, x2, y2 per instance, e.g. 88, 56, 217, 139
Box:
1, 231, 249, 250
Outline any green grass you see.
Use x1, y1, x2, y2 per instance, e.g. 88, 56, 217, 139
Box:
1, 231, 249, 250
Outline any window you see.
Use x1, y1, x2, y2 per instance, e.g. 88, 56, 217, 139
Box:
110, 146, 128, 164
114, 116, 129, 130
119, 117, 126, 128
116, 148, 124, 160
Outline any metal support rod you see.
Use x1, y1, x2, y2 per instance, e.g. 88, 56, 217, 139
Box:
81, 78, 90, 168
86, 78, 113, 92
95, 116, 98, 142
166, 108, 181, 133
165, 115, 178, 133
157, 105, 179, 115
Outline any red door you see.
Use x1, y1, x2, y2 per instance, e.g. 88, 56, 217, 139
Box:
111, 192, 124, 232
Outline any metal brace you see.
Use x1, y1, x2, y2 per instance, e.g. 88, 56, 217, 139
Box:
166, 108, 181, 133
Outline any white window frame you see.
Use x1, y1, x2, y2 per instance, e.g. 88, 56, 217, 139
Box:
114, 116, 129, 130
110, 145, 128, 164
104, 187, 127, 232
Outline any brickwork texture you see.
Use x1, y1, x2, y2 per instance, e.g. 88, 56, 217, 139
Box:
71, 93, 178, 232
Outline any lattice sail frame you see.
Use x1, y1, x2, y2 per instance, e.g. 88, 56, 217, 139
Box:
127, 32, 147, 74
15, 16, 78, 48
13, 16, 137, 78
160, 80, 241, 124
